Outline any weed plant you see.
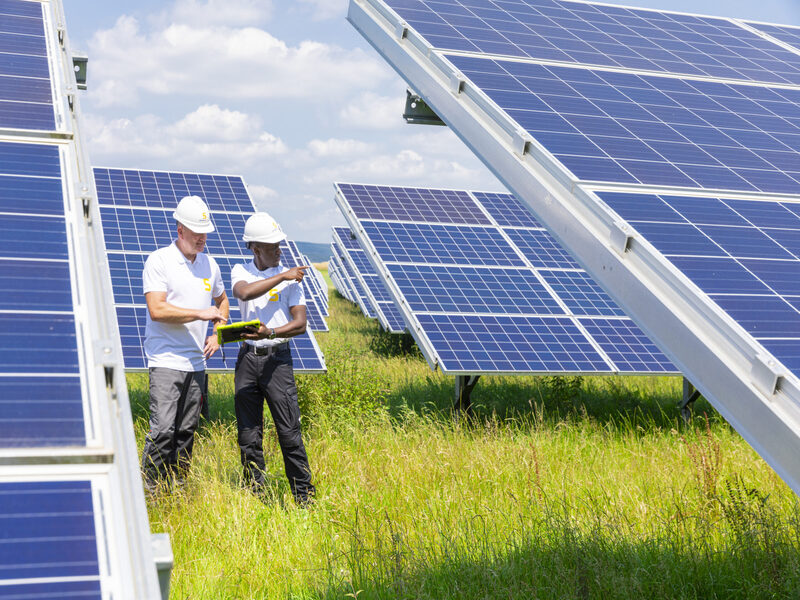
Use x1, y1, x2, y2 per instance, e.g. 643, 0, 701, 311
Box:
129, 273, 800, 599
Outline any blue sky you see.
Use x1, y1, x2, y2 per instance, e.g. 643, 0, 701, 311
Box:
64, 0, 800, 243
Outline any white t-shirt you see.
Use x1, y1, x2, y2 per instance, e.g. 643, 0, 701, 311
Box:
230, 261, 305, 348
143, 242, 225, 371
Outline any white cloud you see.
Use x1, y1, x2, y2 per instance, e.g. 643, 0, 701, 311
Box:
87, 15, 391, 107
84, 105, 287, 173
296, 0, 349, 21
339, 91, 406, 130
166, 0, 273, 27
306, 138, 374, 157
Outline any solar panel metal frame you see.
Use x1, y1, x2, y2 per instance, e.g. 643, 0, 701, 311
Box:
94, 166, 327, 373
0, 1, 163, 595
349, 0, 800, 495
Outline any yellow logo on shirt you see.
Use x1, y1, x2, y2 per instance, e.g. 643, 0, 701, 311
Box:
268, 289, 279, 302
203, 278, 211, 291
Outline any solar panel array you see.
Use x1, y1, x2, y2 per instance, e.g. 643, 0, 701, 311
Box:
330, 226, 407, 332
0, 1, 162, 596
331, 233, 378, 319
336, 183, 677, 374
94, 167, 326, 373
350, 0, 800, 493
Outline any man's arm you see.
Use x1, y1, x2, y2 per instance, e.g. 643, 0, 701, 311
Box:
233, 266, 308, 301
242, 304, 307, 341
203, 291, 230, 359
146, 291, 226, 324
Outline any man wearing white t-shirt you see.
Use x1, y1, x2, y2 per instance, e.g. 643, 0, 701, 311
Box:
141, 195, 229, 491
231, 212, 315, 505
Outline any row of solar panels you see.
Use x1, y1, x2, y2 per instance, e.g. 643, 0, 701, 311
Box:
0, 0, 164, 597
349, 0, 800, 495
329, 182, 678, 375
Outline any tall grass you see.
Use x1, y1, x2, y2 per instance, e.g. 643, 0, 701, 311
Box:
129, 280, 800, 599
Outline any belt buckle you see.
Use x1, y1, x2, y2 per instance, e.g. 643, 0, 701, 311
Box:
253, 345, 270, 356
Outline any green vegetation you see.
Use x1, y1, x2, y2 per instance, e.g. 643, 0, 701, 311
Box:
129, 278, 800, 599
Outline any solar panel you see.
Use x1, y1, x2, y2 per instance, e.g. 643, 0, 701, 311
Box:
350, 0, 800, 494
332, 227, 407, 332
384, 0, 800, 85
328, 252, 353, 302
336, 183, 676, 374
95, 167, 327, 372
0, 1, 163, 594
445, 55, 800, 194
0, 3, 56, 131
331, 236, 377, 319
279, 239, 328, 331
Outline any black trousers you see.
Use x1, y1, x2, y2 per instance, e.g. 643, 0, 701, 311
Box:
141, 367, 205, 488
234, 344, 315, 501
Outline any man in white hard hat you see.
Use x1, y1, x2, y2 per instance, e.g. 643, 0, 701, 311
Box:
140, 195, 229, 491
231, 212, 315, 505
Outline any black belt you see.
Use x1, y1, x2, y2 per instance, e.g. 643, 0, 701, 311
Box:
242, 342, 288, 356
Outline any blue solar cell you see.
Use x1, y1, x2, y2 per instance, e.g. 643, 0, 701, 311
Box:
712, 295, 800, 337
699, 225, 794, 260
0, 12, 45, 36
747, 22, 800, 52
393, 0, 800, 84
0, 51, 48, 78
472, 191, 541, 227
94, 168, 254, 213
0, 0, 44, 18
0, 377, 85, 447
447, 55, 800, 194
629, 222, 726, 257
578, 317, 675, 372
539, 270, 626, 317
333, 226, 361, 250
0, 481, 99, 581
0, 314, 79, 373
0, 259, 72, 311
387, 264, 562, 315
740, 259, 800, 296
758, 339, 800, 374
362, 220, 526, 266
378, 300, 407, 332
417, 313, 611, 373
0, 580, 101, 600
504, 228, 581, 269
0, 31, 45, 55
0, 142, 59, 177
337, 183, 490, 224
99, 206, 249, 256
0, 175, 63, 215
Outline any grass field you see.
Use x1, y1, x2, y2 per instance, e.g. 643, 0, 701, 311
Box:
130, 275, 800, 599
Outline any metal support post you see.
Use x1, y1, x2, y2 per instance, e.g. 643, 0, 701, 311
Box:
681, 378, 701, 423
455, 374, 480, 414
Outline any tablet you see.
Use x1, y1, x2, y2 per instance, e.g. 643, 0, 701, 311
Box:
216, 320, 262, 345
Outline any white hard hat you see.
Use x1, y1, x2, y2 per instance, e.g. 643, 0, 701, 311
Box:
243, 212, 287, 244
173, 195, 214, 233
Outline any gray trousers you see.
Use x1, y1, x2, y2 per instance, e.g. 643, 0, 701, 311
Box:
141, 367, 205, 487
234, 344, 315, 501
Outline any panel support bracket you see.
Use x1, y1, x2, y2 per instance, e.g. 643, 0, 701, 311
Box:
449, 72, 465, 95
455, 374, 480, 415
680, 378, 701, 423
610, 221, 633, 255
751, 354, 783, 397
395, 21, 408, 40
511, 130, 531, 157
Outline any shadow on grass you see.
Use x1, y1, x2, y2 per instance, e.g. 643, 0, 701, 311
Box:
316, 528, 800, 600
385, 373, 720, 434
